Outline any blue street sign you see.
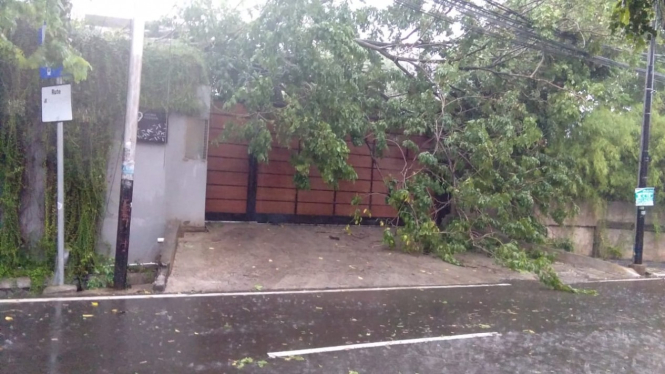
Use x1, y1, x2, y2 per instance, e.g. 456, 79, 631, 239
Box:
40, 66, 64, 80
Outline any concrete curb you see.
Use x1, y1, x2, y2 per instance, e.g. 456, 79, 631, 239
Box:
0, 277, 31, 291
548, 249, 641, 278
153, 220, 182, 292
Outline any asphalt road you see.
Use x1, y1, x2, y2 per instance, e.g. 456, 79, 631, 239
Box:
1, 279, 664, 374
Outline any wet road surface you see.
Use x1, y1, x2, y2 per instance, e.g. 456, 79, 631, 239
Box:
1, 279, 664, 373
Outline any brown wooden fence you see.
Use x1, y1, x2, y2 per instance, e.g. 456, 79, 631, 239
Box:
206, 106, 426, 224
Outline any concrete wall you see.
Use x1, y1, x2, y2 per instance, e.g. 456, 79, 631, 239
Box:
547, 201, 665, 262
97, 86, 210, 263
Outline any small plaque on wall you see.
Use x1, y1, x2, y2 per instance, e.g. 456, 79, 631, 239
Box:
137, 110, 167, 144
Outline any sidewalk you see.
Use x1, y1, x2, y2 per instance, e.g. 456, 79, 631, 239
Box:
165, 223, 639, 293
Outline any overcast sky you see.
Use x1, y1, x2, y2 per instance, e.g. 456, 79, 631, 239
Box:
71, 0, 389, 20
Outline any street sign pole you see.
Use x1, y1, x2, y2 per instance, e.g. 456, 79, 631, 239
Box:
113, 16, 145, 289
39, 23, 67, 286
55, 76, 65, 286
41, 81, 71, 285
633, 8, 657, 268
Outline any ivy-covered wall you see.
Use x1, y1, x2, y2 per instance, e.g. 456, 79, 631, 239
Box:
0, 29, 206, 284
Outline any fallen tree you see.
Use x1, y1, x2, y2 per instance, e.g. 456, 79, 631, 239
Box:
168, 0, 651, 290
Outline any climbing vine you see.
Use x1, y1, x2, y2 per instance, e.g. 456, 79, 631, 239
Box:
0, 7, 206, 287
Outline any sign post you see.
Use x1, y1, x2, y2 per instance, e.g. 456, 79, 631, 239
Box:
633, 5, 658, 270
39, 22, 71, 286
42, 81, 72, 286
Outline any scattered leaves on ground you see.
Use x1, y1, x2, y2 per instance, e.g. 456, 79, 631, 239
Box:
254, 285, 263, 291
232, 357, 254, 369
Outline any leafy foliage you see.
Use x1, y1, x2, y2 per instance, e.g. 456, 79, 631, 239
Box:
152, 0, 655, 290
164, 0, 650, 290
609, 0, 657, 45
1, 0, 656, 293
1, 3, 206, 285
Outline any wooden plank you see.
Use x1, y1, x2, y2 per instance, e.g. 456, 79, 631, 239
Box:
348, 142, 372, 156
256, 201, 295, 214
258, 174, 295, 189
371, 182, 390, 194
267, 147, 294, 162
338, 180, 372, 193
354, 167, 373, 181
347, 154, 373, 168
335, 204, 370, 217
336, 191, 370, 205
308, 178, 334, 191
208, 157, 249, 173
206, 185, 247, 201
205, 199, 247, 214
371, 195, 391, 206
258, 160, 295, 175
256, 187, 297, 202
270, 138, 300, 149
208, 129, 249, 146
210, 103, 248, 116
296, 202, 334, 216
209, 116, 247, 132
371, 205, 398, 218
207, 171, 249, 187
376, 158, 410, 171
207, 143, 249, 159
308, 167, 322, 177
297, 190, 335, 203
375, 145, 407, 159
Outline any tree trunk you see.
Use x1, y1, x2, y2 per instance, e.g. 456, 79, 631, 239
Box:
19, 118, 46, 260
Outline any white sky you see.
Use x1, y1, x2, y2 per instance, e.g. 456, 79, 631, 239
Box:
72, 0, 188, 20
71, 0, 388, 21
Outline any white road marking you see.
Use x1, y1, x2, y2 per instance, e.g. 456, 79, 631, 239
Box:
583, 277, 663, 284
267, 332, 501, 358
0, 283, 511, 304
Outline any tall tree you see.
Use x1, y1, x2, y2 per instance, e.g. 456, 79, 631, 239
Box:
1, 0, 89, 262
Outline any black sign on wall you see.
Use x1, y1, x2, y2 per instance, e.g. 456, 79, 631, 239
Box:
137, 110, 167, 144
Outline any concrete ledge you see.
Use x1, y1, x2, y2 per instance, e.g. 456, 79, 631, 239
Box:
42, 284, 78, 296
0, 277, 31, 290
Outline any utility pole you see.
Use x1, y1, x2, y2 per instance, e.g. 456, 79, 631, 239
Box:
633, 8, 658, 272
113, 16, 145, 289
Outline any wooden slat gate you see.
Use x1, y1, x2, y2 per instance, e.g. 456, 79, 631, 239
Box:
206, 109, 422, 224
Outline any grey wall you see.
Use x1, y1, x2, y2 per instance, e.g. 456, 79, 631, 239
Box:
546, 201, 665, 261
98, 86, 210, 263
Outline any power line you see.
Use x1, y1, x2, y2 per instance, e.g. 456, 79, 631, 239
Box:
391, 0, 665, 83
